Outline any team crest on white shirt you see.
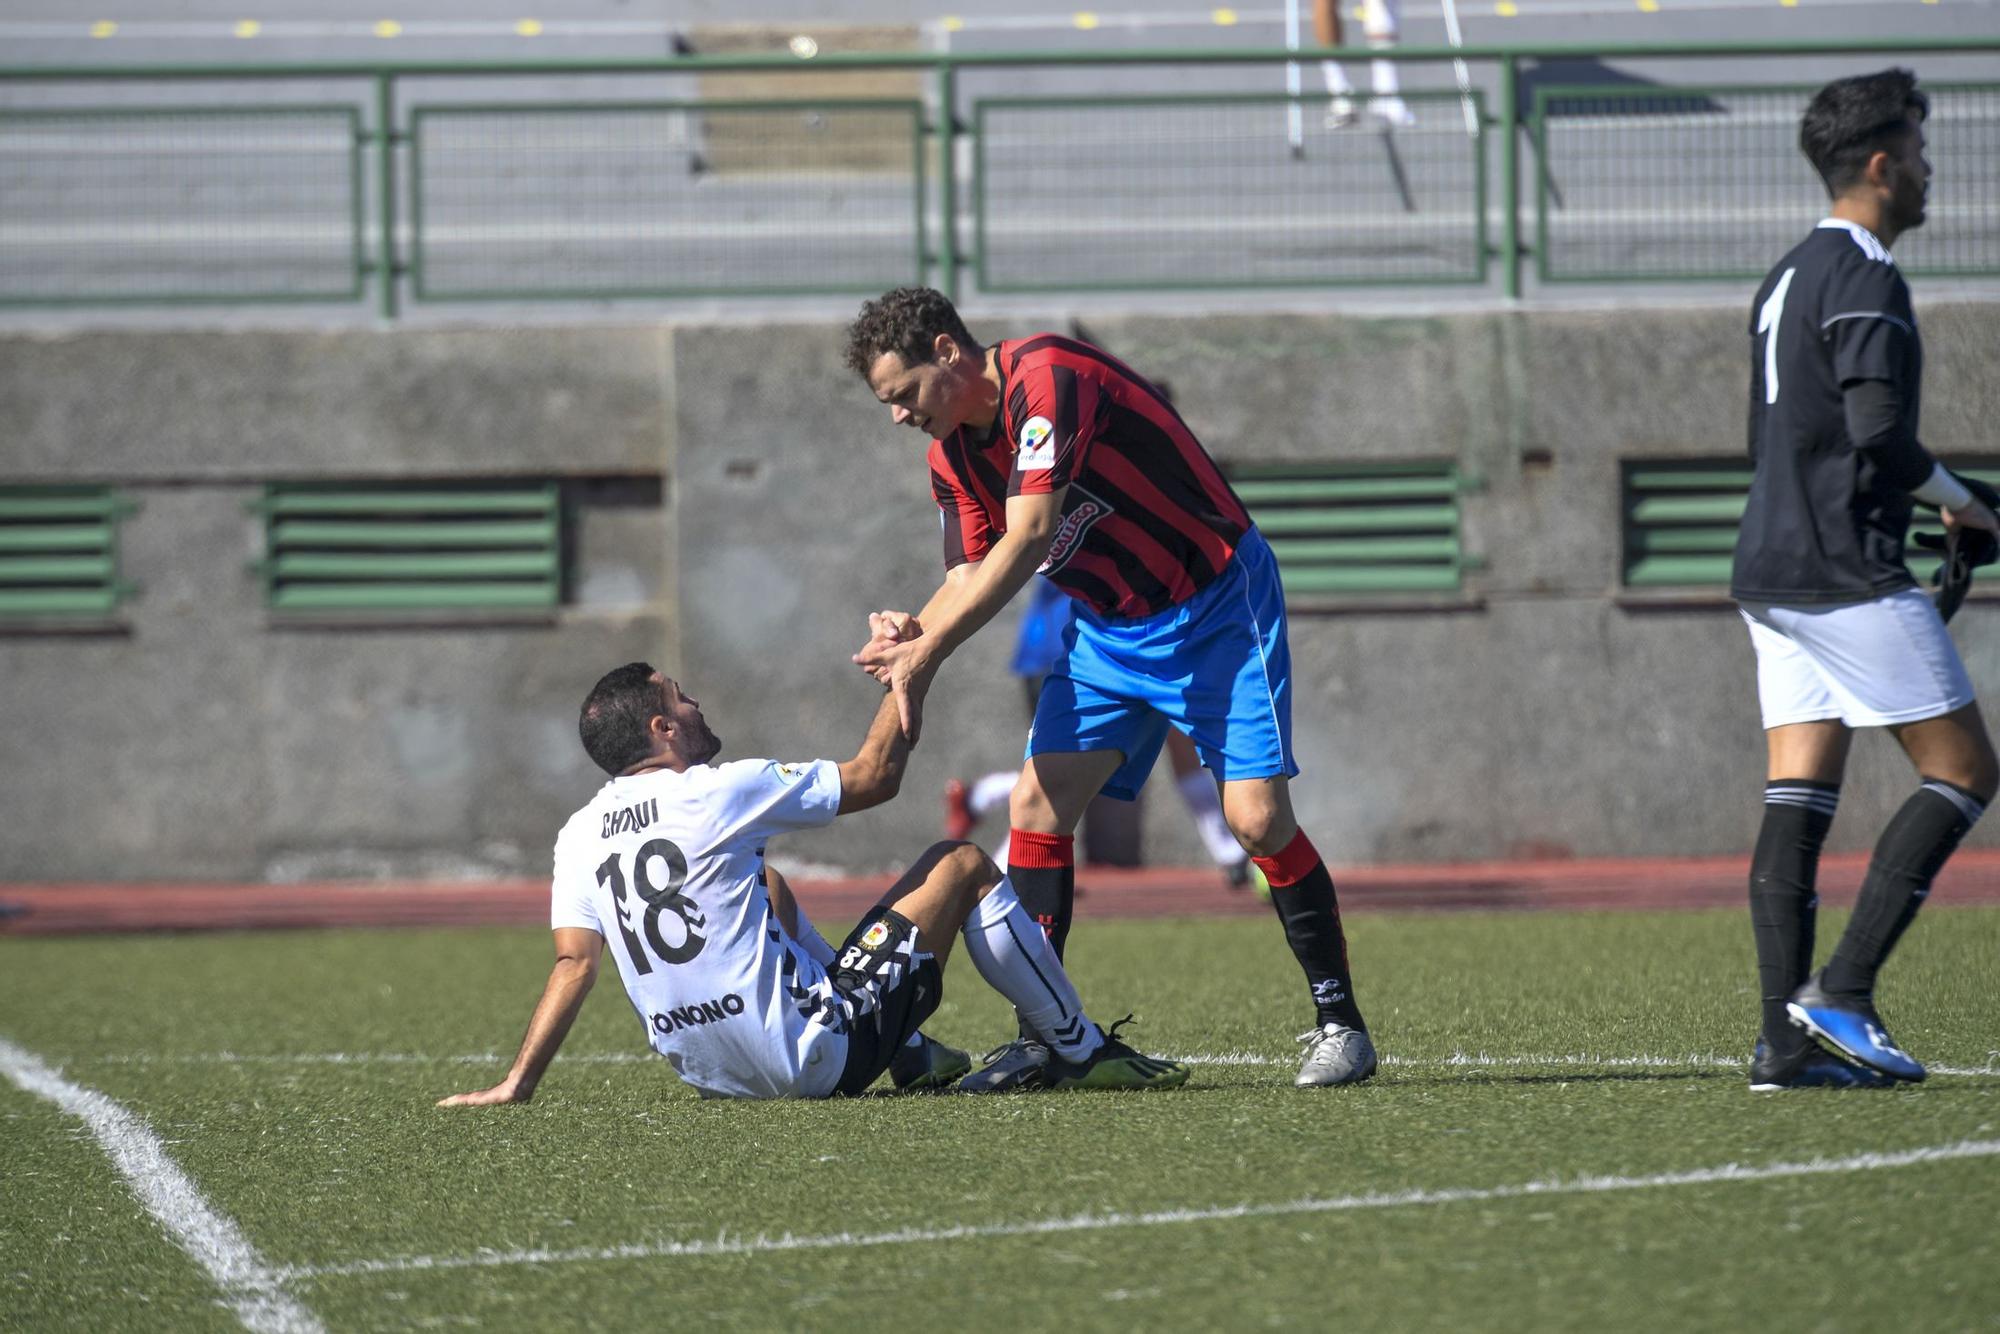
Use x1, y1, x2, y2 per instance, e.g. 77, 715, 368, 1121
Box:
1016, 417, 1056, 472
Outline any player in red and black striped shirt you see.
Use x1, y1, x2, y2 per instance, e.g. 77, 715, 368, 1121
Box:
930, 333, 1251, 619
845, 288, 1377, 1092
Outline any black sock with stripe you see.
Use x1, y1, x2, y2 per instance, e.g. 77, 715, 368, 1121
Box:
1749, 779, 1839, 1054
1821, 778, 1985, 1000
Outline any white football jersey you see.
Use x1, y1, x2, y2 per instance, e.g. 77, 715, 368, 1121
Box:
550, 757, 849, 1099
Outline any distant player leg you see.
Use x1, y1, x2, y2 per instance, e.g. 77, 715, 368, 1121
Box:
1362, 0, 1414, 126
1312, 0, 1357, 125
1167, 730, 1252, 885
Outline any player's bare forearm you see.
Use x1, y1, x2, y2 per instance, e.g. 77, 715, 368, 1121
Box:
437, 931, 601, 1107
925, 530, 1051, 659
837, 690, 911, 813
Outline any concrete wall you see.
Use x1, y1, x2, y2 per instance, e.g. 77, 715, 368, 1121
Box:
4, 302, 1998, 879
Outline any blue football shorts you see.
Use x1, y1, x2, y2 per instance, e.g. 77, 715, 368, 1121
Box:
1025, 526, 1298, 800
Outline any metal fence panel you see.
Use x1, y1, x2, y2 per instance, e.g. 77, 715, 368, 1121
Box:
0, 106, 363, 305
975, 91, 1486, 293
1537, 82, 2000, 284
409, 100, 925, 301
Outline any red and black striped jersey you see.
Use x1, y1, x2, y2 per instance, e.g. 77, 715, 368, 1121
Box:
927, 334, 1252, 619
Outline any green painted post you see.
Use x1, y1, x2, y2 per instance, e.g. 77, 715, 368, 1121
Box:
1501, 54, 1519, 301
936, 62, 958, 302
376, 73, 397, 319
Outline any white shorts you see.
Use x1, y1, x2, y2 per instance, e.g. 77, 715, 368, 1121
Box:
1740, 588, 1976, 730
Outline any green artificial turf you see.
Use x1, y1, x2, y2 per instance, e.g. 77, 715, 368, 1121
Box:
3, 907, 1998, 1331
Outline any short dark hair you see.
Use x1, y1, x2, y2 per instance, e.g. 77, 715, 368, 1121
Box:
579, 662, 661, 776
843, 287, 976, 378
1800, 68, 1928, 196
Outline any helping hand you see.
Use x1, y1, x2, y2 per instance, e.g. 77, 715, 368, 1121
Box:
852, 633, 936, 743
855, 610, 922, 687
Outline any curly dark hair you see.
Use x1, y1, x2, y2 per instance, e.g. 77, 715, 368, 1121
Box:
1800, 68, 1928, 195
843, 287, 977, 378
579, 662, 662, 776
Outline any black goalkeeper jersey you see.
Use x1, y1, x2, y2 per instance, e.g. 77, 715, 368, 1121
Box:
1730, 219, 1925, 605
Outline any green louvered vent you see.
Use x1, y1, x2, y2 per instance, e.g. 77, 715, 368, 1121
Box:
1229, 462, 1471, 596
1623, 460, 2000, 589
256, 483, 562, 612
0, 486, 137, 618
1621, 462, 1753, 588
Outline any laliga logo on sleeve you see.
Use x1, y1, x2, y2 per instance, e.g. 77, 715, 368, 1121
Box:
1016, 417, 1057, 472
859, 921, 893, 950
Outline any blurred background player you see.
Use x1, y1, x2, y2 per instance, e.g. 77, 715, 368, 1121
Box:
439, 664, 1186, 1105
1314, 0, 1416, 129
1733, 69, 1998, 1092
845, 288, 1374, 1092
946, 577, 1262, 892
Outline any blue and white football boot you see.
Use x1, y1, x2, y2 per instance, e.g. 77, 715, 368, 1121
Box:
1747, 1036, 1895, 1091
1786, 972, 1926, 1082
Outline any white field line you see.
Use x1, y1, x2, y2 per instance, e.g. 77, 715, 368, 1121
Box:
86, 1048, 2000, 1077
0, 1035, 325, 1334
278, 1136, 2000, 1282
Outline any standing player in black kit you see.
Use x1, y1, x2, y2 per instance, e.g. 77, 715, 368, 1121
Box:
1733, 69, 1998, 1089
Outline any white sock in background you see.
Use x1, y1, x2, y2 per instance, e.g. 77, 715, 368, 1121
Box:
1176, 770, 1249, 872
969, 771, 1018, 818
960, 879, 1103, 1061
1321, 60, 1355, 96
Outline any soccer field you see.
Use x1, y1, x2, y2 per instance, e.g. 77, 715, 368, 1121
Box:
5, 907, 1999, 1332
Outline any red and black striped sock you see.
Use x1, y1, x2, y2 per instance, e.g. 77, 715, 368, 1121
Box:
1253, 830, 1366, 1032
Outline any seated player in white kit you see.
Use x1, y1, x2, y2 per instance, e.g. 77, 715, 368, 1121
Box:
439, 664, 1186, 1104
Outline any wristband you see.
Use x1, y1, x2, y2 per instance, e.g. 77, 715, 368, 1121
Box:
1911, 462, 1974, 509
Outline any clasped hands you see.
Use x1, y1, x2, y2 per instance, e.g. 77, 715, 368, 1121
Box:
853, 609, 937, 743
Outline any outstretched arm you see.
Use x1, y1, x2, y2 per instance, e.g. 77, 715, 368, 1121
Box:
854, 489, 1063, 741
836, 690, 914, 814
437, 927, 604, 1106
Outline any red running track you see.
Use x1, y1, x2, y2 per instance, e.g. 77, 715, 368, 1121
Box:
7, 849, 2000, 936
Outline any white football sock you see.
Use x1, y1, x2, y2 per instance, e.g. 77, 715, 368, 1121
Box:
1176, 771, 1248, 870
1321, 61, 1355, 96
1365, 0, 1401, 95
962, 879, 1102, 1061
969, 770, 1018, 818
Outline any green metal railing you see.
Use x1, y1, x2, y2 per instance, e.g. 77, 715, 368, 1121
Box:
0, 104, 364, 305
1621, 460, 2000, 589
1536, 82, 2000, 283
1231, 461, 1479, 597
2, 37, 1996, 315
974, 90, 1486, 293
251, 483, 562, 612
409, 100, 926, 301
0, 486, 138, 618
